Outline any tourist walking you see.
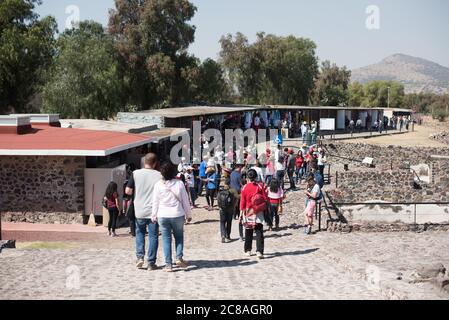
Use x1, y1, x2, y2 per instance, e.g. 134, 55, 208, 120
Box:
275, 155, 286, 190
310, 123, 318, 145
356, 119, 362, 133
230, 164, 244, 241
239, 169, 268, 259
198, 156, 208, 196
126, 153, 162, 270
286, 148, 296, 190
152, 162, 192, 272
265, 154, 275, 186
267, 179, 284, 231
185, 166, 197, 208
123, 180, 135, 237
301, 122, 309, 144
295, 150, 305, 184
218, 181, 236, 243
349, 119, 355, 134
303, 176, 322, 235
317, 149, 327, 177
204, 167, 218, 211
104, 181, 121, 237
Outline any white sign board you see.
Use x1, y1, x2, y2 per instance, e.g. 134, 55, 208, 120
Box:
320, 118, 335, 131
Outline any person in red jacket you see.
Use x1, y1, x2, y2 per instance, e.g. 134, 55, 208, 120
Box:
239, 169, 268, 259
295, 150, 305, 184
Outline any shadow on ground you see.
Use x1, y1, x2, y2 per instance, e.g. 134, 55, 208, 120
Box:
264, 248, 320, 259
185, 258, 258, 271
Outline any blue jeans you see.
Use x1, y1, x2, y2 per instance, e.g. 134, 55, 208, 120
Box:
159, 216, 185, 266
189, 187, 197, 206
135, 219, 159, 265
265, 175, 273, 186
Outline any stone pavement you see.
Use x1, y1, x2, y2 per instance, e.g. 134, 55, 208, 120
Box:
1, 185, 448, 300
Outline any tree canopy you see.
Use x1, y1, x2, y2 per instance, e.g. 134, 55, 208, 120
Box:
108, 0, 198, 109
42, 21, 125, 119
312, 60, 351, 106
349, 81, 405, 109
219, 32, 319, 105
0, 0, 57, 113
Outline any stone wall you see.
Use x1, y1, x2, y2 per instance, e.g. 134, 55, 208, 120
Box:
325, 141, 449, 171
117, 112, 165, 128
431, 160, 449, 187
333, 170, 416, 203
0, 156, 85, 224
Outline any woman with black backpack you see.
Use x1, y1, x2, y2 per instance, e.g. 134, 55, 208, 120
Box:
239, 169, 268, 259
217, 179, 235, 243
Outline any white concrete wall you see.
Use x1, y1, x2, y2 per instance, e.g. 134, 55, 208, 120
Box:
341, 204, 449, 224
84, 165, 126, 217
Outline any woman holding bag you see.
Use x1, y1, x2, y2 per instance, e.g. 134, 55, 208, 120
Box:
239, 169, 268, 259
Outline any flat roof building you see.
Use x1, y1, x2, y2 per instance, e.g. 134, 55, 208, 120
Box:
0, 115, 188, 225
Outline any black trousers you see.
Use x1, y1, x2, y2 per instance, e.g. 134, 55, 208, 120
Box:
220, 209, 233, 239
318, 165, 325, 177
108, 207, 119, 232
206, 188, 216, 207
128, 215, 136, 236
287, 169, 296, 190
244, 223, 264, 254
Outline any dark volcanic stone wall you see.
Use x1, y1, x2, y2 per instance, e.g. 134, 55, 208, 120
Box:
0, 156, 85, 223
325, 142, 449, 170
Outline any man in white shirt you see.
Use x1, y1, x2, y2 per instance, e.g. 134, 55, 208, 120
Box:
126, 153, 162, 270
301, 122, 309, 144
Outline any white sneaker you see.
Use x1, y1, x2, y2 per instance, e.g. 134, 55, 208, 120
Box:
256, 252, 264, 259
136, 259, 145, 269
245, 251, 252, 257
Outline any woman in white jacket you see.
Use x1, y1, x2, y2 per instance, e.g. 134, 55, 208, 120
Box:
152, 162, 193, 272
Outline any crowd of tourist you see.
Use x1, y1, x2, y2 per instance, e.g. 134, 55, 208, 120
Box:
101, 134, 327, 270
346, 115, 412, 134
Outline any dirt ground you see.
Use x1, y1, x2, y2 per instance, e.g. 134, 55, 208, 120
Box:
346, 118, 448, 147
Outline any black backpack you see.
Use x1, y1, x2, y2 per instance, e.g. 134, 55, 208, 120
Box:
218, 190, 233, 209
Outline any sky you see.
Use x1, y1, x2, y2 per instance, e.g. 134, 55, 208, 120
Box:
35, 0, 449, 70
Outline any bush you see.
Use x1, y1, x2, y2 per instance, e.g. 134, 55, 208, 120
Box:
431, 102, 448, 122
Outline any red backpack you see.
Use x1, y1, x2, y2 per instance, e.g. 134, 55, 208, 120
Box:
250, 184, 267, 214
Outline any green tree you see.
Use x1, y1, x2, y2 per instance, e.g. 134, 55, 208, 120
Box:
430, 100, 448, 122
195, 58, 230, 103
42, 21, 125, 119
361, 81, 405, 108
0, 0, 57, 113
219, 32, 318, 105
348, 82, 364, 106
312, 60, 351, 106
108, 0, 197, 109
404, 93, 449, 114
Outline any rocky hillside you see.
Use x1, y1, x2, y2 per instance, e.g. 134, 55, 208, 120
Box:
351, 54, 449, 94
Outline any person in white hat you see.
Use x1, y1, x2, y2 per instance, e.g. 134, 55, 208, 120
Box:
177, 157, 188, 174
